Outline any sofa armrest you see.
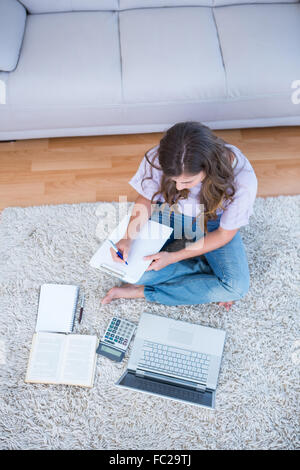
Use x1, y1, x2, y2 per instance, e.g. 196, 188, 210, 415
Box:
0, 0, 27, 72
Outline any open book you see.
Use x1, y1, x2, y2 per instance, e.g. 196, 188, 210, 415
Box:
90, 213, 173, 283
25, 333, 98, 387
25, 284, 97, 387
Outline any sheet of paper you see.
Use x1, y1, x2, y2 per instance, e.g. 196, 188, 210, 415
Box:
124, 219, 174, 282
90, 216, 173, 283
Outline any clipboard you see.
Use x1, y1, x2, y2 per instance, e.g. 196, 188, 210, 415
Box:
89, 213, 173, 284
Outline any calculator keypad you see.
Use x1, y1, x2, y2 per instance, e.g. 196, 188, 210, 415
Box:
103, 317, 136, 350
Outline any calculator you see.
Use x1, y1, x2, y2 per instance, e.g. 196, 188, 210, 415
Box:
96, 317, 137, 362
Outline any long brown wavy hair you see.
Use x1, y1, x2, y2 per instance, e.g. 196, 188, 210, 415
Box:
141, 121, 246, 233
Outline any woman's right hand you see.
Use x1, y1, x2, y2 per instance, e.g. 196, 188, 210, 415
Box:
110, 238, 132, 264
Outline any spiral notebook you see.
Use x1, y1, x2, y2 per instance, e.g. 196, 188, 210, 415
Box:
35, 283, 79, 334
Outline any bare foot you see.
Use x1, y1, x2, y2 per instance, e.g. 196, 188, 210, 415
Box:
101, 284, 144, 305
218, 301, 234, 311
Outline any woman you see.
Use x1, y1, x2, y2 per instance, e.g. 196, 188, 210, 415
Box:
101, 121, 258, 310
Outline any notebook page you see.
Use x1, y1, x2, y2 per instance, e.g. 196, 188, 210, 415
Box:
90, 240, 128, 278
89, 213, 132, 278
35, 284, 79, 334
124, 220, 173, 283
90, 218, 173, 283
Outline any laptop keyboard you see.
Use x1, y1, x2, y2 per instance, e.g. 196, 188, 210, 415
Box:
138, 340, 210, 384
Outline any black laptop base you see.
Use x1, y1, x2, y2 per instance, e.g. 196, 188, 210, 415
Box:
117, 370, 215, 409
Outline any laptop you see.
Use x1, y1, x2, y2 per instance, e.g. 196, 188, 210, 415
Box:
116, 312, 226, 409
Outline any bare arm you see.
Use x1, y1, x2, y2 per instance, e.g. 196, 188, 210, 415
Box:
124, 194, 155, 240
171, 226, 239, 262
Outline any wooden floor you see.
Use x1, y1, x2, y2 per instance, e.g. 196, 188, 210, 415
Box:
0, 126, 299, 211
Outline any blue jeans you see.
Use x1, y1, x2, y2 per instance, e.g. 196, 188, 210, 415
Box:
132, 202, 250, 306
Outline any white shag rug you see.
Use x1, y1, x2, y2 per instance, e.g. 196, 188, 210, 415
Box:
0, 196, 299, 450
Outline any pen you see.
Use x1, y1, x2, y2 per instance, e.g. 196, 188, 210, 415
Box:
78, 294, 85, 324
108, 240, 128, 265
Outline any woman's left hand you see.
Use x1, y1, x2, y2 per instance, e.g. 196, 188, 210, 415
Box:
144, 251, 175, 271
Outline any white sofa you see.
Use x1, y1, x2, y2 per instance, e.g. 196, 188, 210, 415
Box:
0, 0, 299, 141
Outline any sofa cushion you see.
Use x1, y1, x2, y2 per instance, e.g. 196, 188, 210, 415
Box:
214, 3, 300, 97
8, 11, 122, 106
0, 0, 27, 72
18, 0, 300, 12
120, 0, 299, 8
214, 0, 299, 5
120, 1, 213, 8
119, 7, 227, 102
18, 0, 118, 14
